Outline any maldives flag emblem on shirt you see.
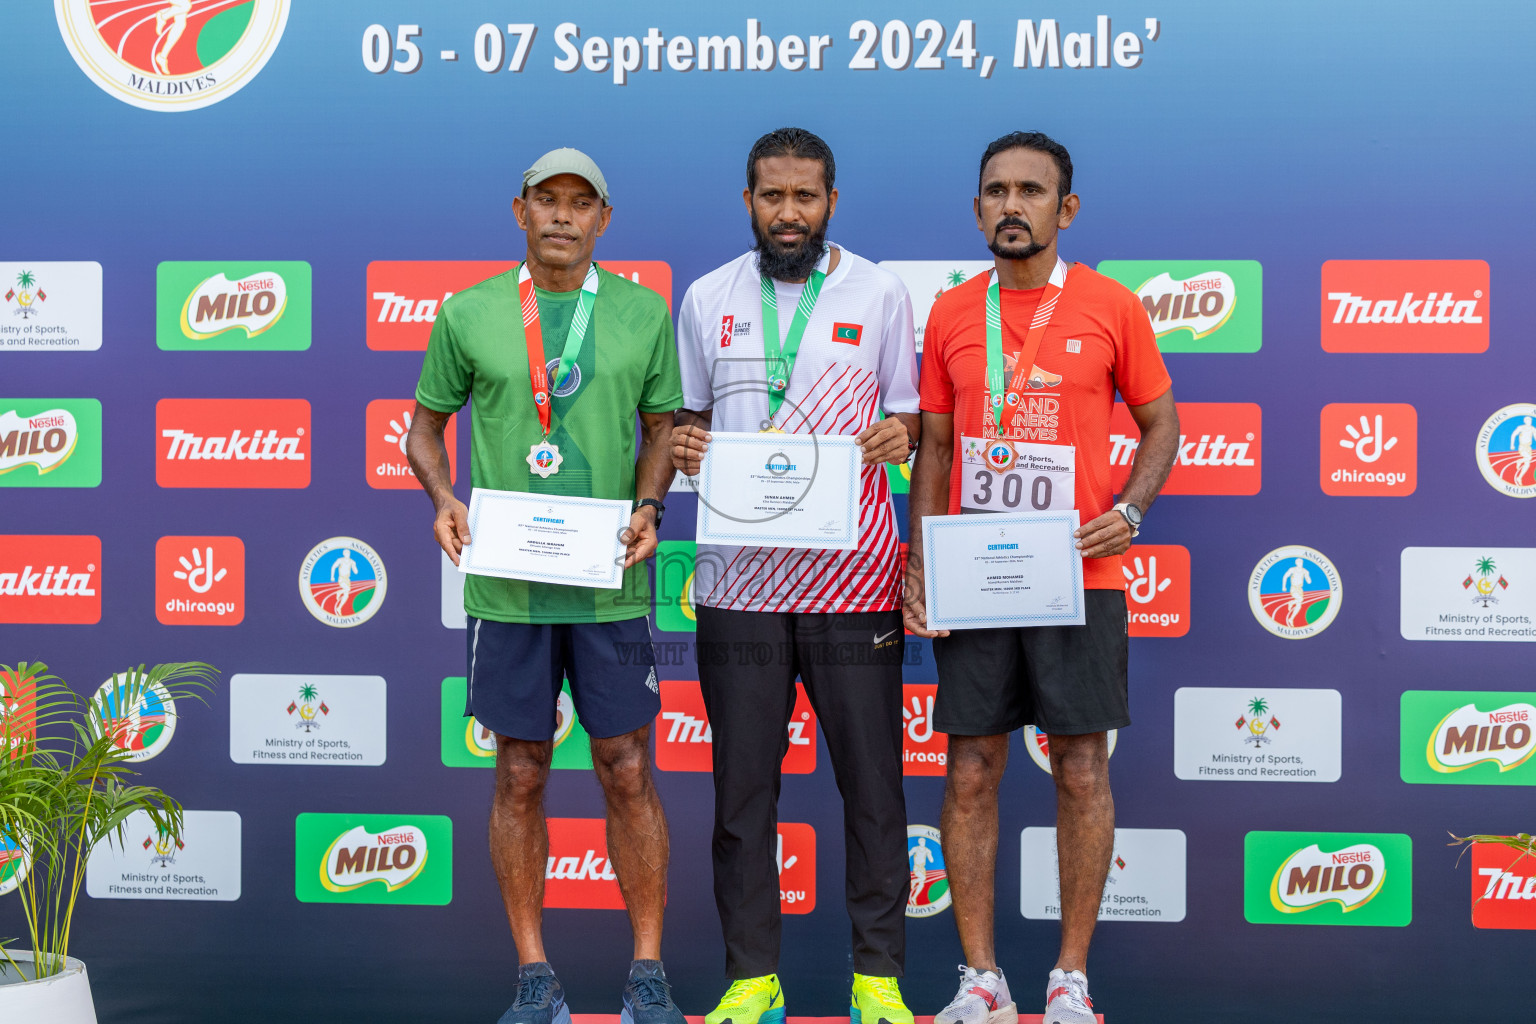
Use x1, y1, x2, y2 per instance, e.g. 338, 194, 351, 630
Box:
832, 322, 863, 345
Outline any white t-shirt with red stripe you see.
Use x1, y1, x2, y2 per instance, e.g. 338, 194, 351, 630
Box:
677, 244, 920, 614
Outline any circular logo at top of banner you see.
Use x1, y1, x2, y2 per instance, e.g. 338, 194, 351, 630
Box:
1248, 545, 1342, 639
91, 673, 178, 761
300, 537, 387, 628
905, 824, 950, 918
55, 0, 291, 113
1476, 402, 1536, 499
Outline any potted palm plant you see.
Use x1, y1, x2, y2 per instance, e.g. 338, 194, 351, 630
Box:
0, 661, 216, 1023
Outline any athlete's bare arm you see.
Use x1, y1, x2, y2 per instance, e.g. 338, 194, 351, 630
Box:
670, 408, 713, 476
624, 411, 675, 568
1075, 389, 1179, 559
904, 409, 954, 638
405, 401, 469, 565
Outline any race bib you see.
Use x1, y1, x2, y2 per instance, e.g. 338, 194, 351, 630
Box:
959, 436, 1075, 512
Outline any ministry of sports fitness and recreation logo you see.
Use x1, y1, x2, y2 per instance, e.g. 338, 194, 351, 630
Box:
1244, 831, 1412, 927
299, 537, 386, 628
1022, 725, 1119, 774
55, 1, 290, 113
5, 268, 46, 320
1249, 546, 1342, 639
90, 673, 177, 762
1097, 260, 1263, 353
295, 812, 452, 906
0, 399, 103, 489
1, 262, 103, 351
875, 260, 994, 352
906, 824, 950, 917
143, 825, 185, 868
1476, 403, 1536, 499
1463, 555, 1511, 608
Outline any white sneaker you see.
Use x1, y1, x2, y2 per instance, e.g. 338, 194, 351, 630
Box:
934, 965, 1017, 1024
1043, 969, 1095, 1024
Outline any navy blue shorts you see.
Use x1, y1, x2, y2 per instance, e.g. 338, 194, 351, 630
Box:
465, 616, 660, 741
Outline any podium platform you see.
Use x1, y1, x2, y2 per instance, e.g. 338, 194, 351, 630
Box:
572, 1015, 1104, 1023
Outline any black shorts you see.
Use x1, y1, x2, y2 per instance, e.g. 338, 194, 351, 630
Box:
932, 589, 1128, 736
465, 616, 661, 741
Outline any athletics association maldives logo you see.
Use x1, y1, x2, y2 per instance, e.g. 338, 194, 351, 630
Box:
56, 1, 291, 113
0, 831, 29, 896
1249, 546, 1342, 639
299, 537, 387, 628
906, 824, 951, 918
90, 673, 177, 762
1476, 403, 1536, 499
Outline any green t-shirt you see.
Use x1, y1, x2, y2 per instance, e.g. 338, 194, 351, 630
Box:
415, 265, 682, 624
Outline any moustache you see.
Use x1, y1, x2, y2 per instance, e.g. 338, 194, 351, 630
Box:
994, 218, 1033, 236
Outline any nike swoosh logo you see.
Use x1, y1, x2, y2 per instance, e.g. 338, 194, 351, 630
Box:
874, 629, 897, 644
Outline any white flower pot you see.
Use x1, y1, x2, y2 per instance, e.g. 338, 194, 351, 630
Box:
0, 950, 98, 1023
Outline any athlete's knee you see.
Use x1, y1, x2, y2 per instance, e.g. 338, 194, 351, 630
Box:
1049, 734, 1110, 798
494, 738, 552, 808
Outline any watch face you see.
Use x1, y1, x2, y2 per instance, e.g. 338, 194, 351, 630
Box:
1126, 505, 1143, 525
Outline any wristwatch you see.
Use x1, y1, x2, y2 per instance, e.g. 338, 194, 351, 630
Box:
635, 498, 665, 527
1113, 501, 1142, 537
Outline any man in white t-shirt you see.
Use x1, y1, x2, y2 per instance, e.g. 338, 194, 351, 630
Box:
671, 127, 921, 1024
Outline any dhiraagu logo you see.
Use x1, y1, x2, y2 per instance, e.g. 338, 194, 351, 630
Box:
157, 261, 311, 350
1401, 690, 1536, 785
1096, 260, 1262, 353
1244, 831, 1411, 927
654, 541, 698, 633
295, 812, 451, 906
439, 677, 591, 769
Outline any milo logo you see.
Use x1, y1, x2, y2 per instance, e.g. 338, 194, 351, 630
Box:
295, 812, 452, 906
1269, 842, 1386, 913
1244, 831, 1411, 927
1401, 691, 1536, 786
181, 271, 288, 340
1096, 260, 1262, 353
0, 399, 101, 488
322, 824, 428, 894
0, 407, 78, 475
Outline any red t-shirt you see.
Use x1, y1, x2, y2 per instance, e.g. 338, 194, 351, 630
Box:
919, 263, 1171, 589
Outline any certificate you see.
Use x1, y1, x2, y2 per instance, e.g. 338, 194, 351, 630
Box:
460, 488, 630, 589
921, 511, 1085, 630
696, 432, 860, 550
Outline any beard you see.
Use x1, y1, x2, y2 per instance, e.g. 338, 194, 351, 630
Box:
751, 212, 831, 281
987, 217, 1046, 260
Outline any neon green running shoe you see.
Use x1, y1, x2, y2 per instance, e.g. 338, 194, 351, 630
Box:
851, 974, 915, 1024
705, 975, 785, 1024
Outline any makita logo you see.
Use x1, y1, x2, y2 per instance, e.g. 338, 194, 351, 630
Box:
156, 399, 311, 489
542, 818, 625, 909
1472, 843, 1536, 929
546, 848, 617, 882
655, 679, 816, 773
0, 535, 101, 624
1271, 843, 1387, 913
1430, 702, 1536, 773
1109, 402, 1262, 495
0, 408, 78, 476
372, 291, 451, 324
1138, 270, 1236, 339
1320, 260, 1490, 353
182, 272, 287, 339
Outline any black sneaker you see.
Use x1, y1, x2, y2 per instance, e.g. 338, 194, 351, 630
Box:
621, 960, 686, 1024
499, 962, 571, 1024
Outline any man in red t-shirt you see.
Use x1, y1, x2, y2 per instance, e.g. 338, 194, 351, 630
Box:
906, 132, 1180, 1024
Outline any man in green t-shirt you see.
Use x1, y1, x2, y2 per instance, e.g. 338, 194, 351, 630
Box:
407, 149, 685, 1024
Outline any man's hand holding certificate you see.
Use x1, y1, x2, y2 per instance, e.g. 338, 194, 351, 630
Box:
920, 510, 1086, 630
695, 431, 860, 549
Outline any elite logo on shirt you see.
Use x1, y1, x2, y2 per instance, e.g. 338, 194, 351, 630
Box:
1245, 831, 1412, 926
55, 0, 291, 113
719, 315, 734, 348
1320, 403, 1417, 496
1321, 260, 1489, 353
366, 400, 456, 490
654, 679, 816, 774
1400, 690, 1536, 786
0, 399, 102, 488
778, 823, 816, 913
366, 260, 673, 350
902, 684, 947, 775
157, 261, 312, 351
1097, 259, 1263, 353
155, 536, 244, 626
1476, 403, 1536, 499
832, 322, 863, 345
295, 812, 452, 906
1122, 544, 1190, 637
1472, 842, 1536, 929
1249, 545, 1342, 639
156, 399, 310, 488
544, 817, 624, 909
0, 535, 101, 624
1109, 402, 1261, 495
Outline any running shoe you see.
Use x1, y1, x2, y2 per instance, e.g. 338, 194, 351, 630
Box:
934, 964, 1017, 1024
705, 974, 785, 1024
499, 962, 570, 1024
850, 974, 914, 1024
1042, 969, 1095, 1024
621, 960, 686, 1024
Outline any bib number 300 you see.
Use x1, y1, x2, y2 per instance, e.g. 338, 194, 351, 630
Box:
959, 436, 1075, 513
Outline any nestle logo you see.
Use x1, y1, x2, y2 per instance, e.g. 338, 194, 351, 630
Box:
1321, 260, 1489, 353
156, 399, 311, 489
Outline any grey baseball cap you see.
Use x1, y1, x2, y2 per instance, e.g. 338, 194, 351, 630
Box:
522, 148, 610, 204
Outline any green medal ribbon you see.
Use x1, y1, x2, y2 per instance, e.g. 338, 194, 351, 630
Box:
759, 265, 828, 422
